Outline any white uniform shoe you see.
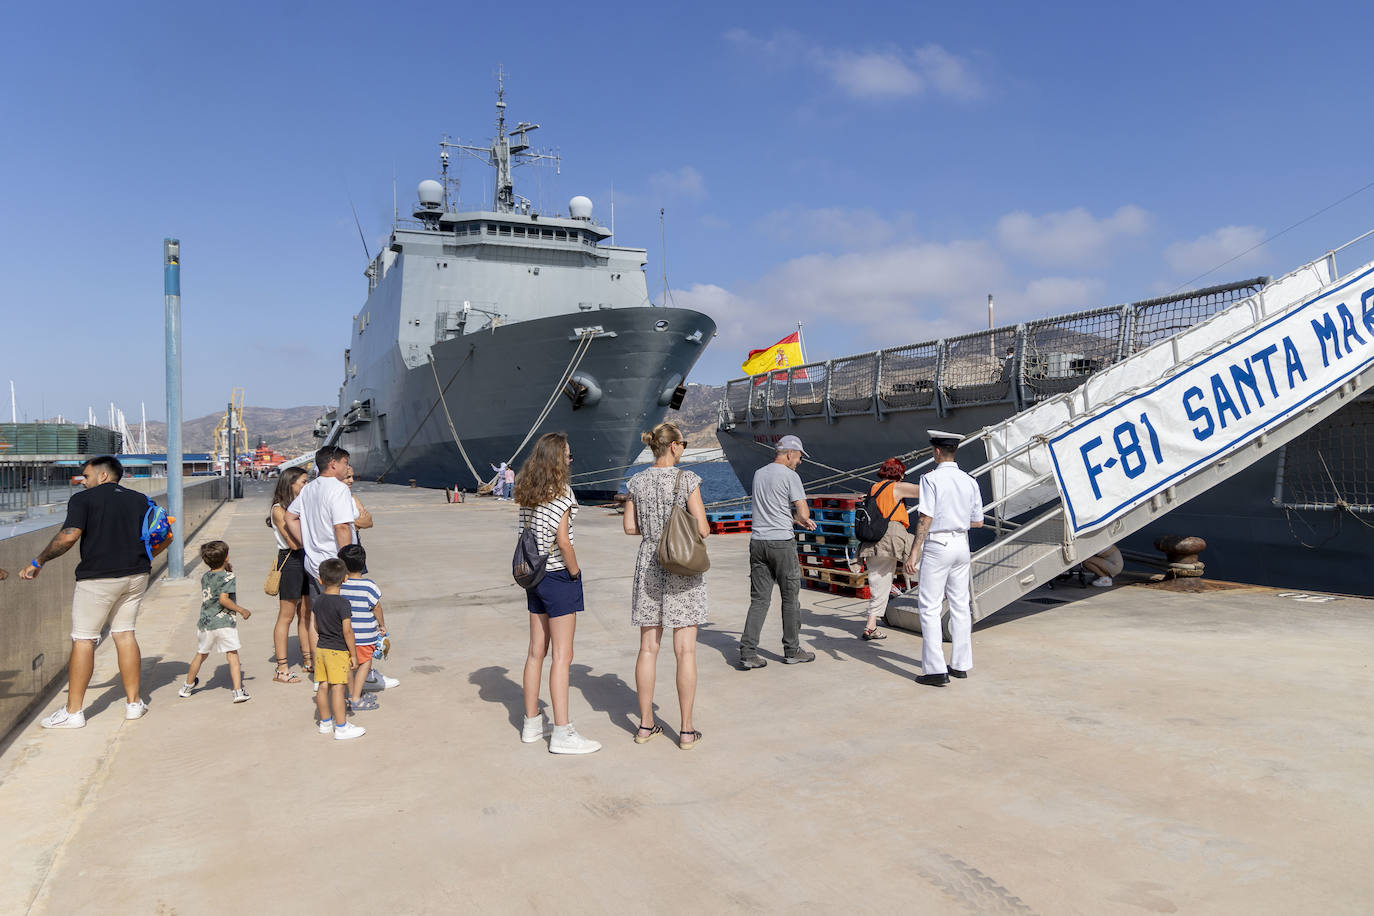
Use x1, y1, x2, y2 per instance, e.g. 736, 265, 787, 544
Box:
549, 724, 601, 755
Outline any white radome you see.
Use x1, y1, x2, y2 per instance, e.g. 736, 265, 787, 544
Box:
417, 180, 444, 206
569, 195, 593, 220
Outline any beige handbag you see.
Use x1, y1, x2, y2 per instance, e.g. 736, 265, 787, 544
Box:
655, 470, 710, 576
264, 552, 289, 596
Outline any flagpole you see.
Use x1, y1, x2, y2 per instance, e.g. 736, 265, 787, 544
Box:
796, 321, 820, 403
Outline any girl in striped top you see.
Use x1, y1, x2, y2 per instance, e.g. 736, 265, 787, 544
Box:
513, 433, 600, 755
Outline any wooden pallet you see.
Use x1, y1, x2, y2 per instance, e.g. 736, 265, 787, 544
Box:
802, 565, 869, 587
798, 553, 862, 570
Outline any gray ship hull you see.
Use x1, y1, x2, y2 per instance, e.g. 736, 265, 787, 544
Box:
717, 396, 1374, 597
338, 307, 715, 499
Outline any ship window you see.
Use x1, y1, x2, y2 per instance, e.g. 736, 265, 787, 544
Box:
542, 229, 554, 239
485, 225, 496, 235
515, 226, 526, 237
555, 230, 567, 240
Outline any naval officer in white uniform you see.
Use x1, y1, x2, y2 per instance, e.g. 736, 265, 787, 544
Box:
904, 430, 984, 686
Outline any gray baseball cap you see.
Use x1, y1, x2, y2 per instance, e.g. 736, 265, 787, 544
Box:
776, 435, 809, 456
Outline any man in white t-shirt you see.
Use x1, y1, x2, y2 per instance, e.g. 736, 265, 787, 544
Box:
285, 446, 356, 592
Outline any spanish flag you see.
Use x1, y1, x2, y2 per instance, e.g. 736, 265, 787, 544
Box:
741, 331, 807, 381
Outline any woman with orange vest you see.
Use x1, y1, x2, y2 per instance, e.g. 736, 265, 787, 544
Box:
856, 458, 921, 640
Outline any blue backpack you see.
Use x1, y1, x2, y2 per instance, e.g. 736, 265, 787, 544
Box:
141, 495, 174, 560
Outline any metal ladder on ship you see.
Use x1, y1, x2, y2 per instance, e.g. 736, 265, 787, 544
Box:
884, 233, 1374, 634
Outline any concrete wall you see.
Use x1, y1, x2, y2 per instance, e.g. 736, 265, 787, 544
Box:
0, 476, 229, 742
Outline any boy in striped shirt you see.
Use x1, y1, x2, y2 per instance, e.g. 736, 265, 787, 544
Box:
338, 545, 387, 712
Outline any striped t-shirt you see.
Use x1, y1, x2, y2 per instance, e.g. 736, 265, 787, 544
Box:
339, 577, 382, 646
518, 488, 578, 571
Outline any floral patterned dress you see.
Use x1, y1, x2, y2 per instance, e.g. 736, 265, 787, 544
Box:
626, 466, 709, 628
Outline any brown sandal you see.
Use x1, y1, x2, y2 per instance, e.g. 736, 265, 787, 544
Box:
273, 666, 301, 684
634, 723, 662, 744
679, 729, 702, 750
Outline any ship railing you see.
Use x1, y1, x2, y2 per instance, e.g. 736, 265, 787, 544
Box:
717, 277, 1269, 429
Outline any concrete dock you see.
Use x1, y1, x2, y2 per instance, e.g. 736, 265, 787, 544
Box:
1, 481, 1371, 914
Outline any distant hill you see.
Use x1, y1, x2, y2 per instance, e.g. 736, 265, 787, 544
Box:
669, 383, 725, 447
130, 391, 725, 460
143, 406, 330, 458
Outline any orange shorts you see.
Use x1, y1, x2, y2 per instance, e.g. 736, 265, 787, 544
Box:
356, 644, 376, 663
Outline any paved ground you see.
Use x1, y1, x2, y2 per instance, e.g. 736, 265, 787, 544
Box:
1, 481, 1371, 915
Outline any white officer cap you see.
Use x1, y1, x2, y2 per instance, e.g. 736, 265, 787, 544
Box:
928, 429, 963, 450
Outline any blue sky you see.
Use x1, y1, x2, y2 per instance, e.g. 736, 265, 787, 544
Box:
3, 0, 1373, 423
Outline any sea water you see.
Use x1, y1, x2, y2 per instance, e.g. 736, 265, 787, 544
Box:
618, 460, 748, 506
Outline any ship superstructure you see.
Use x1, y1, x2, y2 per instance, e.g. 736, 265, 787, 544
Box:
319, 77, 715, 496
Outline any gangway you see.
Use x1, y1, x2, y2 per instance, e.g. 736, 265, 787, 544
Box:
884, 232, 1374, 633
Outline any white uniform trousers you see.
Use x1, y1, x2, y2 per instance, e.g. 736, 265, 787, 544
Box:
917, 533, 973, 675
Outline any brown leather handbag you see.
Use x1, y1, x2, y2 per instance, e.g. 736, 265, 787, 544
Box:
655, 470, 710, 576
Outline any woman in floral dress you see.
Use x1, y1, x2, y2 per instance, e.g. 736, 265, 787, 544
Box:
623, 422, 711, 749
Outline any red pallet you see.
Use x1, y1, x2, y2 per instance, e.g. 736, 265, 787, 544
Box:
800, 579, 873, 599
709, 519, 752, 534
806, 492, 864, 510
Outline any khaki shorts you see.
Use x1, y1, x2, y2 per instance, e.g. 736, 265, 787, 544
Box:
71, 574, 149, 640
196, 626, 242, 654
313, 648, 352, 685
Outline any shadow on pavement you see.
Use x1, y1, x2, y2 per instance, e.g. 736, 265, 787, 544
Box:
468, 665, 526, 733
569, 663, 639, 735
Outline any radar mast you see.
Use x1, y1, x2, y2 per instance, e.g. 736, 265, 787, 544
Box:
440, 68, 560, 214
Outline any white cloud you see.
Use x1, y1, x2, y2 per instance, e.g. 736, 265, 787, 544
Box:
913, 44, 983, 101
1163, 225, 1267, 276
1019, 276, 1107, 314
817, 50, 924, 98
649, 166, 706, 200
755, 206, 915, 250
997, 205, 1150, 267
725, 29, 982, 102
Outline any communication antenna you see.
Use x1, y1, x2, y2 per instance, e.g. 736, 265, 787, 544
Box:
349, 198, 372, 262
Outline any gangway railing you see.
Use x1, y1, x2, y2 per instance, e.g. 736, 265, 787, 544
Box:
883, 231, 1374, 633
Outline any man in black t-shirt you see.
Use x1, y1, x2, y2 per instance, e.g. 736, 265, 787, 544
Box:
21, 455, 155, 729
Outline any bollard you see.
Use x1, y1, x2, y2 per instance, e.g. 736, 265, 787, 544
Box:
409, 479, 417, 488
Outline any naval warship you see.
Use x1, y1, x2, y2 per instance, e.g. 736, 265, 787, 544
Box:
315, 80, 716, 498
715, 275, 1374, 596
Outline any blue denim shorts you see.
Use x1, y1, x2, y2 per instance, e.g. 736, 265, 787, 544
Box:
527, 568, 584, 618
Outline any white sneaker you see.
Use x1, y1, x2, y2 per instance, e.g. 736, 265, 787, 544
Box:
40, 708, 86, 729
125, 699, 148, 720
334, 722, 366, 741
549, 723, 601, 755
362, 669, 399, 691
178, 678, 198, 698
521, 713, 551, 743
1091, 576, 1113, 587
318, 719, 334, 734
232, 689, 251, 704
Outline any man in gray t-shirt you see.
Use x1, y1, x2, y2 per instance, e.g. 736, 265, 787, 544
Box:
739, 436, 818, 667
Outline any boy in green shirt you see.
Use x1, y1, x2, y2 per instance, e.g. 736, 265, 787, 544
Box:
178, 541, 253, 703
